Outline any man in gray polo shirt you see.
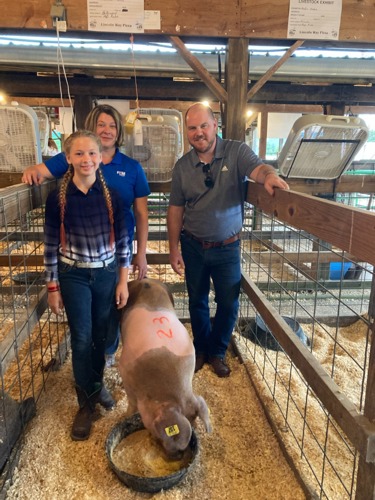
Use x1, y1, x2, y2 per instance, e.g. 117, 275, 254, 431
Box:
167, 103, 289, 377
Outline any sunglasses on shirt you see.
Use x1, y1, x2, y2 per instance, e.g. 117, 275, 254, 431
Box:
202, 163, 214, 188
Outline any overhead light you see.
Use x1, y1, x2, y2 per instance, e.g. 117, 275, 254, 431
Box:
173, 77, 199, 82
278, 114, 369, 179
296, 82, 333, 86
37, 71, 74, 77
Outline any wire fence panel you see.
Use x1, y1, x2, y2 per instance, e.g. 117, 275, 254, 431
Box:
0, 183, 374, 499
0, 181, 70, 490
236, 200, 374, 500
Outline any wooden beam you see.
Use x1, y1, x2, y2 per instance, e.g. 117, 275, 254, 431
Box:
247, 40, 305, 100
0, 173, 24, 189
326, 103, 346, 116
224, 38, 249, 140
3, 74, 375, 106
1, 174, 374, 233
285, 175, 375, 195
169, 36, 228, 103
3, 1, 375, 41
241, 271, 375, 464
246, 182, 375, 266
356, 319, 375, 496
258, 112, 268, 159
74, 95, 93, 128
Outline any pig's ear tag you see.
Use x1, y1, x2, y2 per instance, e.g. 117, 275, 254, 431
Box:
165, 424, 180, 437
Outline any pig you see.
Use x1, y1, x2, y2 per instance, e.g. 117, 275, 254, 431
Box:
118, 278, 212, 459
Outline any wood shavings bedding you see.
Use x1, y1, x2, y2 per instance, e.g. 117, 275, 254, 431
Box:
6, 346, 306, 500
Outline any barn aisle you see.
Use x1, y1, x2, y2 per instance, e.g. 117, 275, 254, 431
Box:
6, 348, 306, 500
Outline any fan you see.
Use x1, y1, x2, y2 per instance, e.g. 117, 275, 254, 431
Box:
277, 115, 369, 179
0, 103, 42, 172
124, 108, 184, 182
33, 108, 50, 156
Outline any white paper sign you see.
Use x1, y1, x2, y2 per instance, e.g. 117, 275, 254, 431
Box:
144, 10, 161, 30
287, 0, 342, 40
88, 0, 145, 33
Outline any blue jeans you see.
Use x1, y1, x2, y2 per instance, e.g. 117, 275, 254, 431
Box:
105, 247, 134, 356
181, 234, 241, 359
58, 260, 117, 394
105, 305, 120, 355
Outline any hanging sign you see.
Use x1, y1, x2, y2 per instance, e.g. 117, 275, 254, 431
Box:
287, 0, 342, 40
88, 0, 145, 33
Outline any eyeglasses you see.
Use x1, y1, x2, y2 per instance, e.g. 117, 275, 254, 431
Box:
202, 163, 214, 188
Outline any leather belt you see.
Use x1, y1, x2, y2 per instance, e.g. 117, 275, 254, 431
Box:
182, 230, 240, 249
59, 255, 115, 268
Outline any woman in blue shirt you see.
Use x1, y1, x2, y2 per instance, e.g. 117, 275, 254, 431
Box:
23, 104, 150, 277
23, 104, 150, 364
44, 130, 131, 440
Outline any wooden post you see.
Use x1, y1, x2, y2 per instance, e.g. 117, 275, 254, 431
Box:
73, 95, 93, 129
355, 276, 375, 499
224, 38, 249, 140
258, 111, 268, 159
326, 103, 346, 116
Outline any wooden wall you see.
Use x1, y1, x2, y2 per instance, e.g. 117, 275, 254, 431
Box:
2, 0, 375, 43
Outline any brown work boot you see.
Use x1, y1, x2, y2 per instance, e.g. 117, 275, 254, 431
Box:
209, 356, 231, 378
71, 385, 100, 440
71, 404, 93, 441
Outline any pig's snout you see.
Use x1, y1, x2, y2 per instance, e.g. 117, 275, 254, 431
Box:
164, 448, 184, 461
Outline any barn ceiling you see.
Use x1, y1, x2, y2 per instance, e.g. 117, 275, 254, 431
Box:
0, 33, 375, 105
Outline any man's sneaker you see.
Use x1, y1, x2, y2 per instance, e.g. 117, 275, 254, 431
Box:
97, 386, 115, 410
105, 354, 116, 368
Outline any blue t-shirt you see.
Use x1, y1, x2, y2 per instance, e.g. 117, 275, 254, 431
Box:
46, 149, 150, 244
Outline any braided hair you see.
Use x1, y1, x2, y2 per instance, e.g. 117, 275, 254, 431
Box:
59, 130, 115, 255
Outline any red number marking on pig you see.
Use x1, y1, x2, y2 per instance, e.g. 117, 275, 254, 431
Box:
153, 316, 173, 339
156, 329, 173, 339
153, 316, 170, 325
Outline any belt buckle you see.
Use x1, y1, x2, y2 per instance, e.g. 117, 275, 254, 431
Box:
202, 241, 215, 249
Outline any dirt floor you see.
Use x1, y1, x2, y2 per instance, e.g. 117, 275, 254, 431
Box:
5, 344, 306, 500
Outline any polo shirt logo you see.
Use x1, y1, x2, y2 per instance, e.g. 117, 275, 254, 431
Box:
117, 171, 126, 177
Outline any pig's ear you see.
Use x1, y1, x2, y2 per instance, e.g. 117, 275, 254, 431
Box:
153, 410, 192, 449
196, 396, 212, 433
125, 280, 142, 308
153, 408, 180, 437
164, 283, 175, 307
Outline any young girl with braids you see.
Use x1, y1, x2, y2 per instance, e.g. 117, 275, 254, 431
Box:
23, 104, 150, 368
44, 130, 131, 441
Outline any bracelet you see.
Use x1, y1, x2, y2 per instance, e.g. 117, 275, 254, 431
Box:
47, 285, 60, 292
264, 170, 277, 180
